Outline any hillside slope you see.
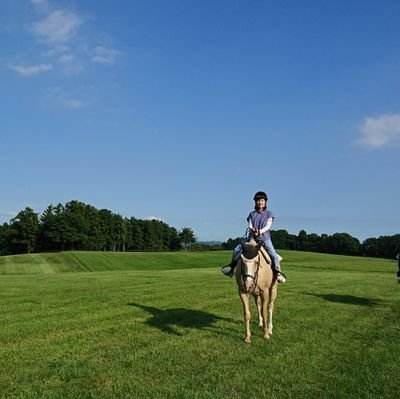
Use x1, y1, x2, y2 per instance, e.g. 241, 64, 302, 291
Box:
0, 251, 227, 275
0, 250, 395, 275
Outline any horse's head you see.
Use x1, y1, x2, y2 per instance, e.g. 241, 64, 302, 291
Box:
241, 236, 261, 259
239, 254, 260, 293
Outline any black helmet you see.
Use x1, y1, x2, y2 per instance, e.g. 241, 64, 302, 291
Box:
253, 191, 268, 201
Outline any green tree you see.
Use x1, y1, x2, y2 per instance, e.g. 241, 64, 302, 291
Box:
167, 226, 181, 251
179, 227, 197, 250
9, 207, 39, 254
98, 209, 114, 251
326, 233, 360, 256
62, 201, 89, 250
112, 214, 126, 252
142, 220, 158, 251
0, 223, 10, 255
361, 234, 400, 259
307, 233, 324, 252
127, 217, 144, 251
38, 204, 67, 251
84, 205, 101, 250
297, 229, 309, 250
222, 237, 241, 250
270, 230, 297, 250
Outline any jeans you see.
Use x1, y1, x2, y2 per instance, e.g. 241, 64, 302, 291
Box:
261, 239, 281, 272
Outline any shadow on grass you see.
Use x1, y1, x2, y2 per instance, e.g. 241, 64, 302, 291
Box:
127, 302, 236, 336
304, 293, 380, 307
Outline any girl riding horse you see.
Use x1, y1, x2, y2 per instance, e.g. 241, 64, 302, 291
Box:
222, 191, 286, 283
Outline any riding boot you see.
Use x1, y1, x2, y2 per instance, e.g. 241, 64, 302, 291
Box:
221, 260, 237, 277
275, 270, 287, 283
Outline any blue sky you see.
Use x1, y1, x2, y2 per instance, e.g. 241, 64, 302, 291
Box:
1, 0, 399, 242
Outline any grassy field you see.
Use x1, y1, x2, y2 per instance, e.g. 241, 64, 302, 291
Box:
0, 250, 399, 398
0, 251, 221, 275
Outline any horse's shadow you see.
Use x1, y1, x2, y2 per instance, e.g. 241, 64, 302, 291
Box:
127, 302, 236, 336
303, 293, 380, 307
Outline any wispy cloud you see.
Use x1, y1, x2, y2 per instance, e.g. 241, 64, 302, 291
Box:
8, 0, 121, 102
47, 86, 86, 109
55, 52, 84, 75
31, 0, 50, 12
61, 98, 85, 109
9, 63, 53, 76
92, 46, 122, 64
357, 113, 400, 148
31, 9, 82, 45
58, 54, 74, 63
31, 0, 49, 6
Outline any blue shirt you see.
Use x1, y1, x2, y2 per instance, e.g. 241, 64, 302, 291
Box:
247, 209, 274, 242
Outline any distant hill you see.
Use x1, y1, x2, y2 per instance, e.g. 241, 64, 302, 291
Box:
198, 241, 223, 246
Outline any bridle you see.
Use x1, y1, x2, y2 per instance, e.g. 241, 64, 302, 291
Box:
238, 228, 264, 293
240, 254, 261, 294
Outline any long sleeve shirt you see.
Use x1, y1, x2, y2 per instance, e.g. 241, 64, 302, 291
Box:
247, 209, 274, 242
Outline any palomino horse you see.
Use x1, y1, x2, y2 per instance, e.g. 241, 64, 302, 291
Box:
235, 237, 278, 343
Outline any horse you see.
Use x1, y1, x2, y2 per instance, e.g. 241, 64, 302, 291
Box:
234, 236, 279, 343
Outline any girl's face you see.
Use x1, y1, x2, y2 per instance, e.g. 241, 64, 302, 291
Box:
255, 198, 266, 210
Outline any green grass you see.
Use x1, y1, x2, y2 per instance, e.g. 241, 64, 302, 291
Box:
0, 250, 399, 398
0, 251, 225, 274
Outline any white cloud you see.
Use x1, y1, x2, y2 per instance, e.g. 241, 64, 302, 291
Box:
9, 3, 119, 83
31, 0, 48, 6
31, 0, 49, 12
56, 53, 84, 74
47, 87, 86, 109
32, 10, 82, 44
357, 114, 400, 148
58, 54, 74, 63
62, 98, 85, 109
92, 46, 122, 64
28, 6, 84, 75
46, 45, 70, 57
10, 63, 53, 76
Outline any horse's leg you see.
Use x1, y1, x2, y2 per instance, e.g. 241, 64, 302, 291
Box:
254, 295, 263, 327
261, 288, 270, 339
240, 293, 251, 343
267, 284, 278, 336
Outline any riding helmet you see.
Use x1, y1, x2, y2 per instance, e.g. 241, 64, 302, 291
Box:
253, 191, 268, 201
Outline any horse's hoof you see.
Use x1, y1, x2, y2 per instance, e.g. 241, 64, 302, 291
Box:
263, 334, 270, 340
243, 337, 251, 344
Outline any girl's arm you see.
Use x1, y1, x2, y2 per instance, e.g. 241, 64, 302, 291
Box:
259, 218, 273, 234
247, 216, 259, 236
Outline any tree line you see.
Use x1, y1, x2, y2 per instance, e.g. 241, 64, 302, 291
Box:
221, 229, 400, 259
0, 201, 196, 255
1, 201, 398, 259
